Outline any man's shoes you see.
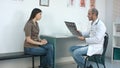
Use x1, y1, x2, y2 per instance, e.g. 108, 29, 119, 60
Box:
44, 66, 53, 68
39, 66, 44, 68
39, 66, 53, 68
87, 65, 93, 68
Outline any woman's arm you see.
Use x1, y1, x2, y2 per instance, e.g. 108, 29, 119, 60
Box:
26, 36, 47, 46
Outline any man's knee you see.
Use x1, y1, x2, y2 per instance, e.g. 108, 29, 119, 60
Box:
73, 47, 88, 57
73, 50, 80, 57
69, 46, 76, 53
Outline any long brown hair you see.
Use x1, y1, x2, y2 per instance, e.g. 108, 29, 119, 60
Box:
28, 8, 42, 21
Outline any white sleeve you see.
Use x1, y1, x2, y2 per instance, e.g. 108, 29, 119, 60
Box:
85, 22, 106, 44
82, 31, 90, 37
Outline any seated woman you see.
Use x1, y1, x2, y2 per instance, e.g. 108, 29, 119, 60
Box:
24, 8, 54, 68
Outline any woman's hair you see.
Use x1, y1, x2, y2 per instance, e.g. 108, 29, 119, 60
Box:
28, 8, 42, 21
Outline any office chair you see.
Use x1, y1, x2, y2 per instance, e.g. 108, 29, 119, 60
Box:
77, 33, 109, 68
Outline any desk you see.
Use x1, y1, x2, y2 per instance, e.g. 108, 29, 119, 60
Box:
40, 34, 86, 68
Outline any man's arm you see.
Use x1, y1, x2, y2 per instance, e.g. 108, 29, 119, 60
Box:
85, 22, 106, 44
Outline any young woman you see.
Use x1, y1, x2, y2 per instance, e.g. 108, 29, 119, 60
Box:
24, 8, 54, 68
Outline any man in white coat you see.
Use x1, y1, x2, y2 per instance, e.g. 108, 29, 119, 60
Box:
69, 8, 106, 68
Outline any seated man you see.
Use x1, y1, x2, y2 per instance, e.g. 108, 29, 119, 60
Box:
69, 8, 106, 68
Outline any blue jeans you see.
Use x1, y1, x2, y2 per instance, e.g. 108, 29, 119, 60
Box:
24, 43, 54, 68
69, 45, 89, 68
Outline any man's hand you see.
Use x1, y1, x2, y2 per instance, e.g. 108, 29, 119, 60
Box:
78, 36, 85, 41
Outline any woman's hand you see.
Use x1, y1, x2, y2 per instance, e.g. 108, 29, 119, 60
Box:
39, 39, 48, 45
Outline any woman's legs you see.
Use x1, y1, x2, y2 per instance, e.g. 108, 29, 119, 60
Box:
24, 43, 54, 68
40, 43, 54, 68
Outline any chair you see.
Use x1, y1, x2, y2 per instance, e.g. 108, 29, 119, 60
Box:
77, 33, 109, 68
32, 55, 35, 68
24, 53, 42, 68
32, 55, 47, 68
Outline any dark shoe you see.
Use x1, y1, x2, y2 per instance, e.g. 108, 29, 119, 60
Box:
39, 66, 47, 68
44, 66, 53, 68
39, 66, 44, 68
87, 65, 93, 68
39, 66, 52, 68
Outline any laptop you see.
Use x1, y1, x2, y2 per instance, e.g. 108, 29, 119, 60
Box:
65, 21, 82, 36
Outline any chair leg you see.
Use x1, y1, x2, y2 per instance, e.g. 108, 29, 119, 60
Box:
77, 65, 79, 68
103, 64, 106, 68
32, 56, 35, 68
94, 57, 99, 68
84, 56, 88, 68
102, 58, 106, 68
103, 61, 106, 68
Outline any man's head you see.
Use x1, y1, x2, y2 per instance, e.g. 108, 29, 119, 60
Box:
87, 8, 98, 21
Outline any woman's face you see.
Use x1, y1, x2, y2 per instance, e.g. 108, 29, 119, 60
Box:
35, 12, 42, 20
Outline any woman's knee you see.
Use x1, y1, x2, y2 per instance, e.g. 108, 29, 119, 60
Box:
45, 43, 54, 50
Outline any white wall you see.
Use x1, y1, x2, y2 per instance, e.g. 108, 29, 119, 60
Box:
0, 0, 39, 53
39, 0, 106, 35
105, 0, 113, 58
0, 0, 105, 53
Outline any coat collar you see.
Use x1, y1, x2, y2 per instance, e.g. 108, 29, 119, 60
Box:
92, 18, 99, 25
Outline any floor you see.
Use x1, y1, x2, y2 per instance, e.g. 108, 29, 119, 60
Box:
0, 57, 120, 68
56, 58, 120, 68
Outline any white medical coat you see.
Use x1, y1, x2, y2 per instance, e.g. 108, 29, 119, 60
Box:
82, 18, 106, 56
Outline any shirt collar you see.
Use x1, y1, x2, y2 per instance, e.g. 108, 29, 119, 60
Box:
30, 20, 38, 25
92, 18, 99, 25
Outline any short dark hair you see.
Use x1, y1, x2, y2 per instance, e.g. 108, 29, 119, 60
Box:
28, 8, 42, 21
91, 8, 98, 16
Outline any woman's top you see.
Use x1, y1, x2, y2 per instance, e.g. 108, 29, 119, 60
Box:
24, 20, 40, 47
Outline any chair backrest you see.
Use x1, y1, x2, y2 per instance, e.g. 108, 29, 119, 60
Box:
102, 33, 109, 56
